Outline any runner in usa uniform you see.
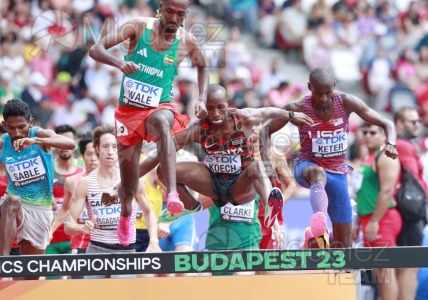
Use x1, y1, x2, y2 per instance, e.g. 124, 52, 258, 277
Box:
260, 68, 398, 248
0, 100, 76, 274
89, 0, 209, 246
128, 84, 313, 227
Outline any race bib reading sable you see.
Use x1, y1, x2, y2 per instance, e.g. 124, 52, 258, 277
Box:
123, 77, 163, 108
204, 155, 242, 174
311, 133, 348, 158
7, 156, 47, 187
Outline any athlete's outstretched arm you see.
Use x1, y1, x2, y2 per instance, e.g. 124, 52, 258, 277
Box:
238, 107, 313, 127
187, 32, 209, 119
343, 93, 398, 159
89, 18, 148, 74
13, 128, 76, 152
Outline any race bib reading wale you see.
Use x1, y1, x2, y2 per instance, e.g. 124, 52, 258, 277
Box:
7, 156, 47, 187
204, 155, 242, 174
311, 132, 348, 158
221, 201, 255, 224
123, 77, 163, 108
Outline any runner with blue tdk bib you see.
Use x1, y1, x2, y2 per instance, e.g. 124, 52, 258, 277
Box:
89, 0, 209, 246
0, 99, 76, 269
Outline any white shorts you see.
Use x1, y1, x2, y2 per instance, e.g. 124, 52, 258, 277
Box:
17, 202, 53, 250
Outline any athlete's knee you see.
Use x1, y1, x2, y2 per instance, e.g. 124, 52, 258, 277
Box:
150, 112, 173, 136
305, 165, 326, 184
119, 182, 138, 202
2, 195, 22, 215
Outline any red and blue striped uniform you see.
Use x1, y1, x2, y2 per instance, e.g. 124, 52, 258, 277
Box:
295, 91, 352, 174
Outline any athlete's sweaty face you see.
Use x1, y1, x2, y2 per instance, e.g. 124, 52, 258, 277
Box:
159, 0, 189, 33
2, 116, 32, 142
206, 93, 228, 126
308, 81, 334, 107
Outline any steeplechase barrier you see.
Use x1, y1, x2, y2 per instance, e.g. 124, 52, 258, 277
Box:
0, 247, 426, 299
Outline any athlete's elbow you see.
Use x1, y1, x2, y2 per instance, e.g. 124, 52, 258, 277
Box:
88, 44, 102, 60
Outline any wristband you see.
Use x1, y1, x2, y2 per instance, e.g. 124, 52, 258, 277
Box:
386, 141, 396, 147
289, 111, 294, 121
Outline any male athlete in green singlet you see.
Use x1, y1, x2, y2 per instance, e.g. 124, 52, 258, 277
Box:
89, 0, 209, 246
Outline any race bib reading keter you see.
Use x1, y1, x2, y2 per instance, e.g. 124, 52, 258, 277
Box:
311, 133, 348, 158
122, 77, 163, 108
204, 155, 242, 174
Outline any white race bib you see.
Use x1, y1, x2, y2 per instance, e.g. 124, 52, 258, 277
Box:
123, 77, 163, 108
7, 156, 47, 187
220, 201, 255, 224
92, 203, 121, 230
311, 133, 348, 158
204, 155, 242, 174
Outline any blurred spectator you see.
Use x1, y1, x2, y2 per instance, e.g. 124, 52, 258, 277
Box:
30, 51, 54, 82
395, 107, 427, 300
309, 16, 337, 70
401, 1, 425, 48
50, 94, 86, 128
367, 47, 394, 111
225, 26, 252, 76
20, 71, 51, 126
227, 0, 258, 34
257, 0, 279, 48
278, 0, 307, 48
266, 81, 291, 107
396, 47, 419, 89
258, 58, 287, 97
131, 0, 154, 18
307, 0, 331, 31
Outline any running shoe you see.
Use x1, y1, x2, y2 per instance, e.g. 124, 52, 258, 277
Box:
158, 202, 202, 223
117, 215, 133, 246
264, 187, 284, 228
166, 192, 184, 215
302, 212, 329, 248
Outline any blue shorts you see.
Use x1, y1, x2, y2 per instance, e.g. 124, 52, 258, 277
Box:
159, 214, 197, 251
294, 160, 352, 224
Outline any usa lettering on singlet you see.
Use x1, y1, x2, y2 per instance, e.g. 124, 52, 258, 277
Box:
295, 92, 352, 174
220, 201, 255, 224
85, 170, 137, 244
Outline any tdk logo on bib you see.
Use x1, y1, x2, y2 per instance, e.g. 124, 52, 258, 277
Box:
125, 80, 160, 95
123, 77, 163, 108
8, 158, 39, 172
204, 155, 242, 174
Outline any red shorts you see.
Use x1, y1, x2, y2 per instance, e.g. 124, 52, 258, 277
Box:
114, 103, 190, 146
361, 208, 402, 247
